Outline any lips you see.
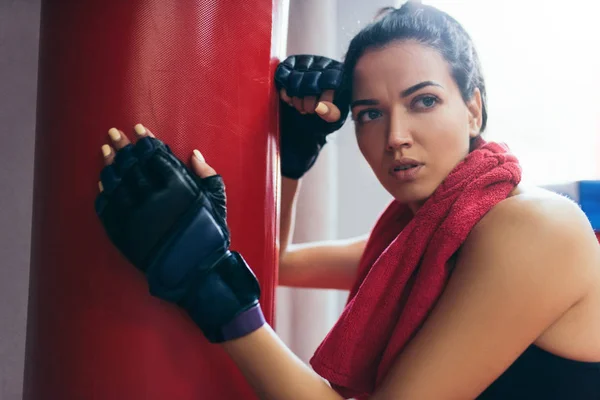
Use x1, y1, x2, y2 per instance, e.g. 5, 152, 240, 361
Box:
389, 157, 424, 181
389, 157, 423, 172
393, 164, 419, 171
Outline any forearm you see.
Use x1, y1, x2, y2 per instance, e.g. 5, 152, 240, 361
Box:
279, 236, 367, 289
280, 177, 300, 258
222, 324, 342, 400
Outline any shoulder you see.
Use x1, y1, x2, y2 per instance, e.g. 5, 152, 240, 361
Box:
371, 189, 599, 399
469, 186, 595, 248
459, 186, 599, 302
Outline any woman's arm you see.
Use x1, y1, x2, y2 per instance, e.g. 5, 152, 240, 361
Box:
222, 325, 343, 400
371, 194, 600, 399
97, 126, 346, 398
224, 194, 599, 400
277, 60, 359, 290
279, 176, 300, 258
279, 177, 368, 290
279, 235, 367, 290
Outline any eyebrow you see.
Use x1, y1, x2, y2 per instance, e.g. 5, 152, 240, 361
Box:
350, 81, 444, 109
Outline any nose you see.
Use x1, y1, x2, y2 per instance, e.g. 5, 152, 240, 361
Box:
386, 112, 413, 151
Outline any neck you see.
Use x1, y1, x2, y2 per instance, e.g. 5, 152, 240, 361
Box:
407, 200, 425, 214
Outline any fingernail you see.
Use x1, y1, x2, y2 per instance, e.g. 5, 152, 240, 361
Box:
193, 149, 205, 163
98, 181, 104, 192
315, 102, 329, 115
134, 123, 146, 136
108, 128, 121, 141
101, 144, 111, 157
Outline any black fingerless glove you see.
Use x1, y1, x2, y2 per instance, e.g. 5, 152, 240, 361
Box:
95, 137, 264, 343
274, 55, 350, 179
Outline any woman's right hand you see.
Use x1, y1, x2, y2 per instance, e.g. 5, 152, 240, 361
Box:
279, 87, 341, 124
274, 55, 350, 180
95, 124, 264, 343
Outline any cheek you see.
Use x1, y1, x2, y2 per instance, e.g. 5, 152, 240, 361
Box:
421, 109, 470, 160
356, 132, 384, 169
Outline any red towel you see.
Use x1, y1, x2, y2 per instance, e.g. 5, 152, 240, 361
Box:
310, 140, 522, 399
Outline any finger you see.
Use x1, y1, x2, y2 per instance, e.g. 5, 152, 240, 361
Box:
291, 96, 305, 114
318, 90, 335, 104
191, 150, 217, 178
315, 101, 341, 123
98, 181, 104, 193
101, 144, 115, 165
302, 96, 317, 114
108, 127, 131, 150
133, 123, 156, 138
201, 175, 227, 222
99, 164, 122, 194
279, 88, 293, 106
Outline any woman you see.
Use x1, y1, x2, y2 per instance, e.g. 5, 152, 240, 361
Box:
95, 2, 600, 398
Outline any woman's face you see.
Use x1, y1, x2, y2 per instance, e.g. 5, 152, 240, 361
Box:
351, 40, 482, 211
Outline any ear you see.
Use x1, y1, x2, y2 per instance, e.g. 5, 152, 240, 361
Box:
467, 87, 483, 138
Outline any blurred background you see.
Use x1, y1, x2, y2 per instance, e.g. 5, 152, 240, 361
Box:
1, 0, 599, 398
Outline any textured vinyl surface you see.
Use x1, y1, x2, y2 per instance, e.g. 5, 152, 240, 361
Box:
24, 1, 280, 399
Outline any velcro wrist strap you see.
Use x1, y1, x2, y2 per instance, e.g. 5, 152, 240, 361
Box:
217, 304, 266, 343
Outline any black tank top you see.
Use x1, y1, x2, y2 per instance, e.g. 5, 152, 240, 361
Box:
478, 344, 600, 399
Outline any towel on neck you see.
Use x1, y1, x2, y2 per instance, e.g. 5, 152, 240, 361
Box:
310, 140, 522, 399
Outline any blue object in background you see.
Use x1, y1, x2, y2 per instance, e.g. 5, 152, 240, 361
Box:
543, 181, 600, 230
579, 181, 600, 231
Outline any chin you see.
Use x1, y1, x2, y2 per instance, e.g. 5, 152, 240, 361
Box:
386, 182, 435, 206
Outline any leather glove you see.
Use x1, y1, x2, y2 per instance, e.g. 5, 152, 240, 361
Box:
274, 54, 350, 179
95, 135, 264, 343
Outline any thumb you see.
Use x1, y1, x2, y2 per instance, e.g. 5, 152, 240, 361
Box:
315, 101, 341, 123
191, 149, 217, 178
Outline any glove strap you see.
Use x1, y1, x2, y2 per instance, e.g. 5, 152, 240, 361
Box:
145, 199, 229, 302
181, 250, 265, 343
219, 303, 266, 342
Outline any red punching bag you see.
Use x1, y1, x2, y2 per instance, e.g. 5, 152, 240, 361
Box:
24, 1, 282, 399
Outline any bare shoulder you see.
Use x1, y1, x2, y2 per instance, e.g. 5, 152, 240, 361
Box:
462, 185, 600, 298
373, 188, 599, 398
469, 185, 596, 245
479, 186, 592, 234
